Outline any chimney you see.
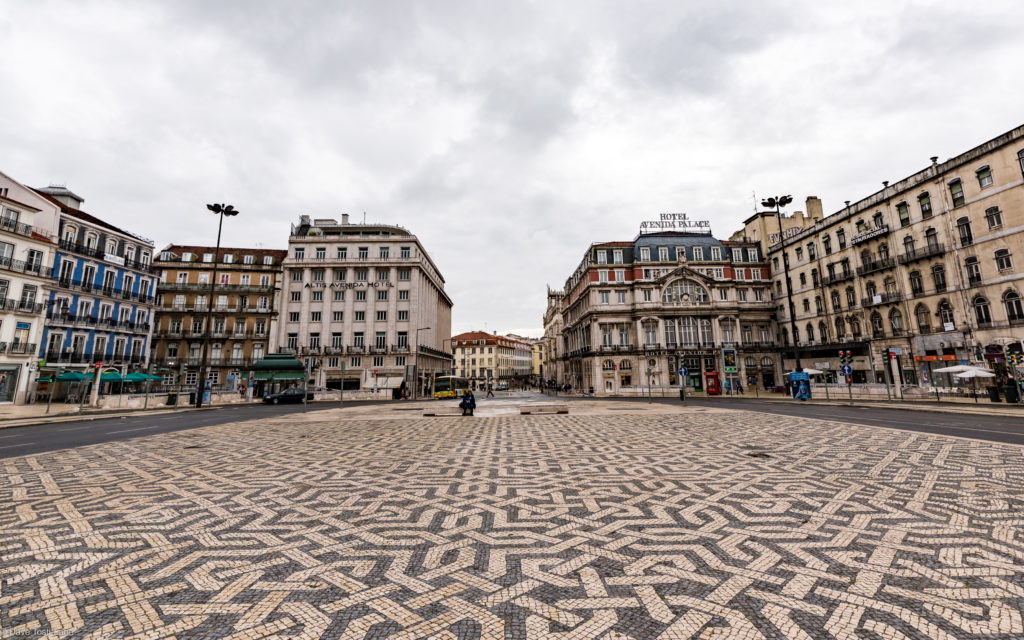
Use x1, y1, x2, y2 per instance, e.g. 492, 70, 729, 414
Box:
805, 196, 823, 221
342, 213, 350, 224
882, 181, 889, 188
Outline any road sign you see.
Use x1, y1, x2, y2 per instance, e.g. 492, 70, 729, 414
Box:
678, 367, 688, 377
890, 347, 903, 355
840, 365, 853, 375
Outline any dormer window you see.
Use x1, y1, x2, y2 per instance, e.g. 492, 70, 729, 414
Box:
244, 254, 254, 264
182, 252, 194, 261
263, 255, 273, 265
223, 253, 234, 263
203, 252, 214, 262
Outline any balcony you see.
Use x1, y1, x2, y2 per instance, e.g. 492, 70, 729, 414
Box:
390, 345, 410, 353
861, 292, 903, 307
1, 298, 44, 314
158, 282, 276, 294
821, 271, 855, 286
851, 224, 890, 245
898, 243, 945, 265
58, 239, 156, 272
968, 274, 983, 286
0, 255, 52, 278
741, 341, 777, 349
45, 312, 152, 333
856, 256, 895, 277
0, 341, 37, 355
54, 276, 155, 303
0, 215, 35, 238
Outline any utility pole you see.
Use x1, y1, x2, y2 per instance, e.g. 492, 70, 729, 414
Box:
763, 195, 802, 373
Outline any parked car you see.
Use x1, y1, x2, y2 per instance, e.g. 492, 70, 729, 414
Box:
263, 387, 314, 404
496, 381, 509, 390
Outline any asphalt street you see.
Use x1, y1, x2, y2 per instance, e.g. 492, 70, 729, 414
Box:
1, 393, 1022, 458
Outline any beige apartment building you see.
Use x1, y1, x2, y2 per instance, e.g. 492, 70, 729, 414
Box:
452, 331, 532, 388
741, 125, 1024, 389
548, 230, 779, 396
152, 245, 286, 391
278, 215, 453, 394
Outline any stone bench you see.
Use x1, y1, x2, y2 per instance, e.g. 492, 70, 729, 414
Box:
422, 408, 470, 417
519, 404, 569, 415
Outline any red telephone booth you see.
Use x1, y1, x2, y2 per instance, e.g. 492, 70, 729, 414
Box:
705, 372, 721, 395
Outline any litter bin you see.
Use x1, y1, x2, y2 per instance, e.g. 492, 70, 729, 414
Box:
189, 392, 197, 404
1003, 384, 1020, 404
987, 386, 1001, 402
166, 392, 178, 406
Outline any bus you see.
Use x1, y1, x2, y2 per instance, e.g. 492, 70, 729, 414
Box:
434, 376, 470, 398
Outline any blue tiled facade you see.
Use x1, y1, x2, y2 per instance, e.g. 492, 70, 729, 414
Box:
34, 190, 157, 372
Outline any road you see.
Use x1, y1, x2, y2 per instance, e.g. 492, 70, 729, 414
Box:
1, 393, 1022, 458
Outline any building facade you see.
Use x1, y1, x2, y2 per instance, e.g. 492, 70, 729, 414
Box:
33, 186, 158, 385
151, 245, 286, 392
452, 331, 532, 388
278, 215, 453, 393
0, 173, 60, 404
748, 125, 1024, 389
551, 230, 779, 396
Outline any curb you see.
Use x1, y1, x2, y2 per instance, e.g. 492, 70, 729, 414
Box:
0, 406, 225, 430
760, 399, 1024, 418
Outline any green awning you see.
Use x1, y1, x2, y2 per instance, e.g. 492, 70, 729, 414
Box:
90, 371, 122, 382
123, 372, 149, 382
35, 375, 53, 382
56, 371, 88, 382
252, 371, 305, 380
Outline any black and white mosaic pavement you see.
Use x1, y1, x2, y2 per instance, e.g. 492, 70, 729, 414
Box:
1, 406, 1023, 639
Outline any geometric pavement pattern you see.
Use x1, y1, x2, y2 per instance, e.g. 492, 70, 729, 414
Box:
2, 406, 1024, 639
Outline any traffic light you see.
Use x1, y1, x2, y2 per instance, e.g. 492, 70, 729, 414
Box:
838, 350, 850, 365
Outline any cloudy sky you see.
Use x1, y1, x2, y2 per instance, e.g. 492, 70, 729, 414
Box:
3, 0, 1021, 336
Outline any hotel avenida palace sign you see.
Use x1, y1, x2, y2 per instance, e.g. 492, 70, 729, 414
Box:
639, 213, 711, 232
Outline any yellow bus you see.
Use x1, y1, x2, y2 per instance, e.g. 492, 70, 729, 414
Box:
434, 376, 470, 398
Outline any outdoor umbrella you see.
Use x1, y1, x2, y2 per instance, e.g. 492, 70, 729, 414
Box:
123, 372, 149, 382
56, 371, 87, 382
933, 364, 976, 373
954, 367, 996, 404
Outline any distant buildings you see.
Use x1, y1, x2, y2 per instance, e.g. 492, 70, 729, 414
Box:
451, 331, 534, 387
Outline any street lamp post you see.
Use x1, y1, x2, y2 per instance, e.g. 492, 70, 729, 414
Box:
763, 195, 802, 374
195, 203, 238, 409
413, 326, 431, 400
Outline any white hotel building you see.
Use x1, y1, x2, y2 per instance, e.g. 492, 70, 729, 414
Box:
276, 215, 453, 393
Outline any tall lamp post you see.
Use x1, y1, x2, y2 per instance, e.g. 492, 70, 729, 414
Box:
762, 195, 802, 372
413, 326, 431, 400
195, 203, 239, 408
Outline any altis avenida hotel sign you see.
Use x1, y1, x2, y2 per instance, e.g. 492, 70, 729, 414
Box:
639, 213, 711, 233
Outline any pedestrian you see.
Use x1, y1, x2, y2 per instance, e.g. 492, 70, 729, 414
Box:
459, 389, 476, 416
736, 381, 743, 394
486, 384, 494, 398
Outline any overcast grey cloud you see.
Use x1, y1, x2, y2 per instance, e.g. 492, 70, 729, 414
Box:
2, 0, 1021, 336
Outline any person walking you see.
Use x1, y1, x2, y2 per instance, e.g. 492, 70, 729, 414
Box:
459, 389, 476, 416
486, 384, 494, 398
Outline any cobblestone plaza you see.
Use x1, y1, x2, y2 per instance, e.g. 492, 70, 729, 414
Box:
2, 402, 1023, 638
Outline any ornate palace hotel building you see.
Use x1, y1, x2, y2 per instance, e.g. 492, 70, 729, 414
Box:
545, 230, 778, 395
277, 215, 452, 392
747, 124, 1024, 388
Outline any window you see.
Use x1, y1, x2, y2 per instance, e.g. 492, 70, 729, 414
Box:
896, 202, 910, 227
730, 248, 741, 262
614, 269, 625, 282
949, 179, 964, 207
294, 247, 305, 260
358, 247, 368, 259
288, 312, 300, 322
377, 268, 390, 281
356, 269, 367, 281
806, 243, 815, 259
313, 269, 325, 281
693, 247, 703, 260
915, 304, 930, 332
286, 333, 298, 349
976, 165, 993, 188
613, 249, 624, 263
965, 257, 981, 284
919, 193, 932, 218
802, 298, 810, 312
711, 247, 721, 260
398, 289, 409, 300
1004, 291, 1024, 321
400, 246, 411, 258
291, 270, 302, 282
823, 236, 832, 254
311, 290, 323, 301
661, 280, 709, 303
398, 310, 408, 321
719, 288, 728, 301
986, 207, 1003, 229
375, 332, 386, 349
243, 254, 254, 264
617, 291, 626, 303
643, 289, 652, 302
925, 228, 939, 250
974, 296, 991, 325
932, 264, 946, 289
890, 309, 903, 333
846, 286, 856, 307
379, 246, 389, 259
831, 290, 840, 311
315, 247, 326, 260
290, 291, 301, 301
995, 249, 1013, 271
333, 290, 345, 301
263, 255, 273, 265
600, 291, 609, 304
334, 269, 347, 281
337, 247, 348, 259
739, 289, 748, 302
355, 311, 365, 321
799, 272, 806, 286
311, 311, 321, 322
598, 270, 608, 283
399, 269, 410, 280
836, 229, 846, 249
871, 311, 884, 337
639, 247, 650, 261
351, 357, 361, 367
949, 221, 972, 254
795, 247, 803, 261
333, 311, 343, 322
909, 271, 923, 295
376, 311, 387, 321
938, 301, 955, 326
1019, 149, 1024, 177
814, 295, 821, 313
596, 250, 607, 264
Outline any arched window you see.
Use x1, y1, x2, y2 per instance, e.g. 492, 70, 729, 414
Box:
909, 270, 923, 295
845, 286, 855, 307
1004, 291, 1024, 321
873, 211, 884, 228
957, 216, 973, 246
744, 357, 756, 367
806, 322, 815, 342
903, 235, 915, 256
835, 316, 846, 338
865, 281, 877, 298
831, 290, 840, 310
850, 317, 862, 337
884, 276, 897, 295
965, 256, 981, 284
619, 360, 632, 370
603, 360, 615, 371
85, 232, 98, 249
973, 296, 991, 325
871, 311, 884, 337
781, 327, 789, 346
760, 356, 773, 367
938, 300, 955, 326
889, 309, 903, 333
62, 225, 76, 243
860, 249, 872, 265
792, 325, 800, 343
925, 227, 939, 249
662, 279, 709, 303
932, 264, 946, 289
915, 304, 931, 332
818, 321, 828, 343
879, 244, 889, 260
